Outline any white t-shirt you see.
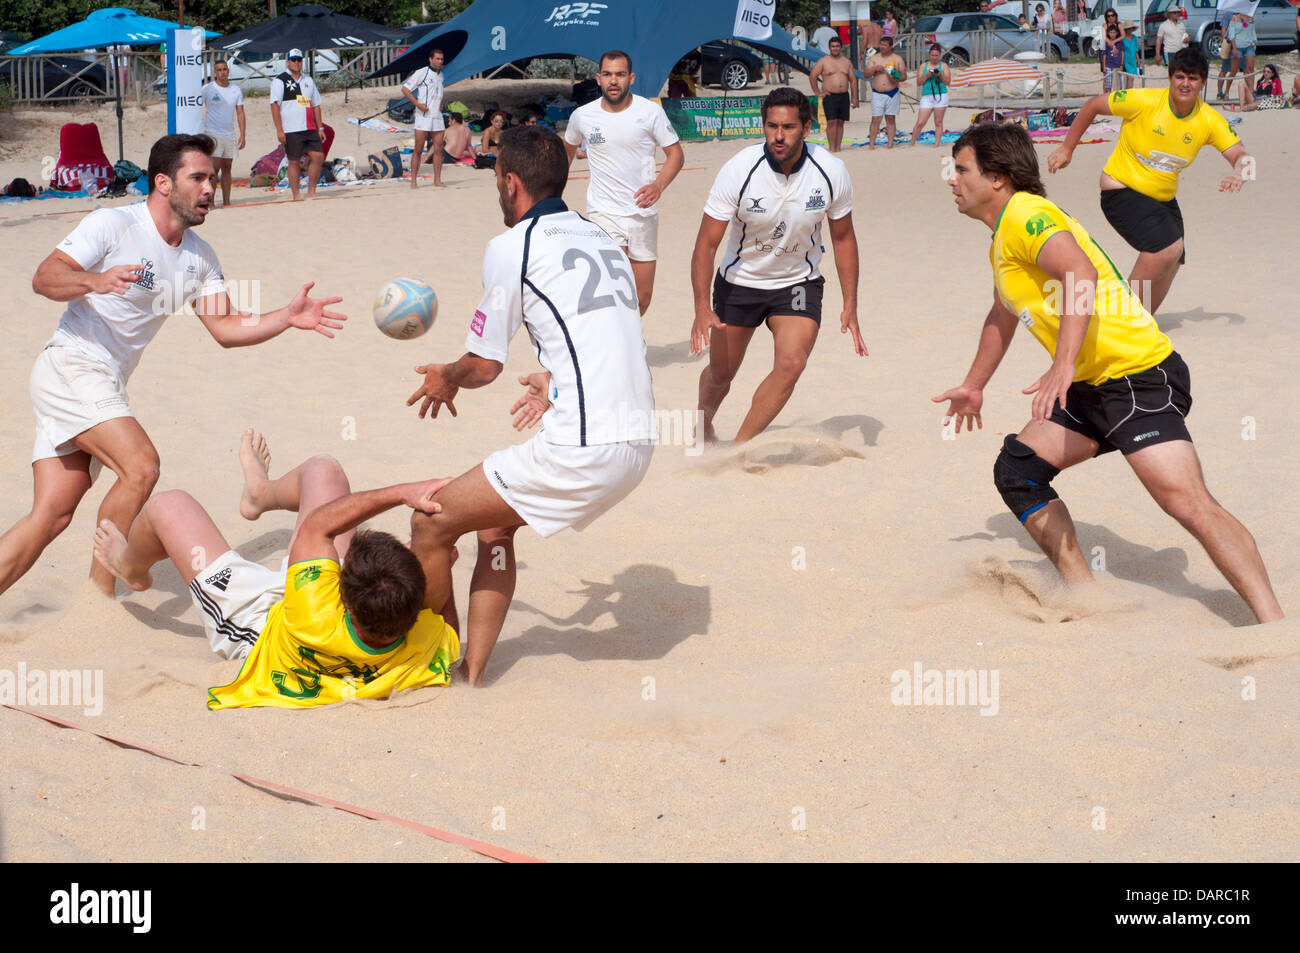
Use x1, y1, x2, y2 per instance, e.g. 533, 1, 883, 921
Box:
563, 95, 679, 218
270, 72, 321, 133
202, 81, 244, 137
812, 26, 840, 54
703, 142, 853, 290
51, 202, 225, 383
465, 198, 656, 447
402, 65, 444, 112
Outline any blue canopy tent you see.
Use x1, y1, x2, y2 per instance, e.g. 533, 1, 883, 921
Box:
11, 8, 220, 162
372, 0, 819, 99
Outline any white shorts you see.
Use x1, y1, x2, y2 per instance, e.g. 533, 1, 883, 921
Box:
414, 108, 446, 132
209, 133, 239, 160
481, 436, 653, 538
29, 343, 132, 463
919, 93, 949, 110
871, 89, 902, 116
189, 550, 284, 660
586, 210, 659, 262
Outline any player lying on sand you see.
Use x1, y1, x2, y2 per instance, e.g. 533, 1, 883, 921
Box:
93, 430, 461, 709
934, 123, 1282, 624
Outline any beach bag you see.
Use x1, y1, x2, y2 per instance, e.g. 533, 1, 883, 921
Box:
386, 97, 415, 123
252, 146, 285, 178
368, 146, 404, 178
446, 100, 470, 119
114, 159, 143, 182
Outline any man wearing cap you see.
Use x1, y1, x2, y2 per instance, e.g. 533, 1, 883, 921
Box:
270, 49, 324, 201
401, 48, 447, 189
812, 17, 839, 55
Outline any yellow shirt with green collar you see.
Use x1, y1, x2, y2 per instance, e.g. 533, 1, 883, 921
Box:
207, 558, 459, 710
1102, 87, 1239, 202
990, 191, 1172, 385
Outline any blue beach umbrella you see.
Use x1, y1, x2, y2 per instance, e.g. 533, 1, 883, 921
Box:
11, 8, 221, 162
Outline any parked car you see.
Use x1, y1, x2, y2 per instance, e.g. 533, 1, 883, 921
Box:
0, 55, 109, 100
904, 13, 1069, 65
1143, 0, 1298, 61
698, 41, 766, 90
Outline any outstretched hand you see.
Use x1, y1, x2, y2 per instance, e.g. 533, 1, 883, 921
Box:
408, 363, 459, 419
931, 384, 983, 434
510, 372, 551, 431
285, 281, 347, 337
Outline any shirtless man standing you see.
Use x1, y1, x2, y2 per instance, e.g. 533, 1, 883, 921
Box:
810, 37, 858, 153
864, 35, 907, 150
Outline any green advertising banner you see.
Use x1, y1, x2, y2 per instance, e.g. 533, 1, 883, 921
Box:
657, 96, 821, 141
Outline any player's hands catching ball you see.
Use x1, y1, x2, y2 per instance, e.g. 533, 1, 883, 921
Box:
285, 281, 347, 337
690, 308, 725, 356
409, 363, 459, 419
931, 384, 984, 434
1047, 146, 1072, 174
402, 477, 454, 514
510, 372, 551, 431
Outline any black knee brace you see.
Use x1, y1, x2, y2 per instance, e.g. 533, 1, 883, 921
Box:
993, 434, 1061, 523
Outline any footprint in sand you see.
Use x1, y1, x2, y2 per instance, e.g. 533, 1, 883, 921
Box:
698, 430, 864, 475
970, 556, 1139, 624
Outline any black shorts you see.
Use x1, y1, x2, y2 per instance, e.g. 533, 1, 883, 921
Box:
1100, 187, 1186, 264
823, 91, 851, 122
284, 129, 323, 160
1049, 352, 1193, 455
713, 273, 824, 328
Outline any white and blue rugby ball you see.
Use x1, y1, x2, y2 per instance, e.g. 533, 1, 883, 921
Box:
373, 278, 437, 340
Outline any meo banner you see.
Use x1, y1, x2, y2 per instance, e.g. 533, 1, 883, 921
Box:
734, 0, 776, 40
660, 96, 821, 141
167, 26, 206, 135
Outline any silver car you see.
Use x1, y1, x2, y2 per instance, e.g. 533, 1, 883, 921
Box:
902, 12, 1071, 65
1143, 0, 1299, 60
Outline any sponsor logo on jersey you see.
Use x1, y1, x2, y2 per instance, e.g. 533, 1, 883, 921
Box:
804, 188, 825, 211
1018, 307, 1034, 329
772, 220, 786, 242
1024, 212, 1056, 237
1182, 131, 1194, 144
471, 309, 487, 336
1113, 89, 1127, 102
293, 564, 322, 590
492, 469, 510, 491
1153, 124, 1165, 136
746, 197, 766, 213
588, 127, 606, 145
204, 567, 232, 591
135, 257, 156, 291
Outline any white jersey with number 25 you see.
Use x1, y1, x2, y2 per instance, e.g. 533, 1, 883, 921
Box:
466, 198, 656, 447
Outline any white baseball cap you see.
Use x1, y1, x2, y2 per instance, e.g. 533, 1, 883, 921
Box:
287, 48, 303, 59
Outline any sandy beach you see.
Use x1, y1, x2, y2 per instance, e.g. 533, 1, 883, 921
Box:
1, 73, 1296, 862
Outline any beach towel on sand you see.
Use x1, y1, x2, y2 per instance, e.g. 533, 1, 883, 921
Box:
51, 123, 113, 193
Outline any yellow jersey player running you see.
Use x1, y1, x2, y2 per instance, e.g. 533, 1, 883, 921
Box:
934, 123, 1281, 624
1047, 48, 1251, 314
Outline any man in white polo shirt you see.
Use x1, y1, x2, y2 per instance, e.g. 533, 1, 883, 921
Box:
202, 58, 246, 207
401, 47, 447, 189
0, 134, 346, 600
406, 125, 656, 686
270, 49, 324, 201
563, 49, 684, 316
690, 87, 866, 444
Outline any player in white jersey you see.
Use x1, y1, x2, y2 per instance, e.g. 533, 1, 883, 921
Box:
563, 50, 684, 315
0, 134, 345, 599
406, 126, 656, 685
401, 47, 447, 189
201, 58, 245, 207
690, 87, 866, 444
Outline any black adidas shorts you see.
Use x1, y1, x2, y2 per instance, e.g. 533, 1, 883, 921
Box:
1049, 351, 1193, 456
713, 273, 824, 328
1100, 187, 1186, 264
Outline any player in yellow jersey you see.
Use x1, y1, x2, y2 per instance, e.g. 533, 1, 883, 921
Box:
91, 430, 463, 709
934, 123, 1281, 624
1047, 47, 1253, 314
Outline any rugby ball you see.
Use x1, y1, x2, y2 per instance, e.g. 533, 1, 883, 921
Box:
373, 278, 437, 340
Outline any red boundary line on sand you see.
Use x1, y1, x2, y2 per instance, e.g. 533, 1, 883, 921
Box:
3, 702, 544, 863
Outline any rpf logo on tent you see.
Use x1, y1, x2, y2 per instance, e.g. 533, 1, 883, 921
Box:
544, 3, 608, 27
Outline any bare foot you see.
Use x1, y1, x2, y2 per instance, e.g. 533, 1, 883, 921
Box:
238, 429, 273, 520
93, 519, 152, 591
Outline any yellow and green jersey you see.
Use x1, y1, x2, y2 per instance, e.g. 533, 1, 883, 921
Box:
990, 191, 1172, 385
1102, 87, 1238, 202
208, 558, 459, 710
